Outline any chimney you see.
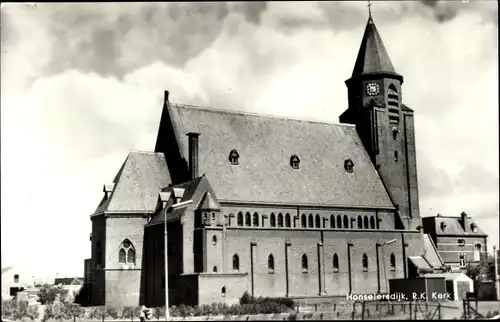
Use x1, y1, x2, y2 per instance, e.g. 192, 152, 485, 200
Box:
103, 183, 115, 199
187, 132, 200, 180
164, 90, 169, 105
460, 211, 467, 229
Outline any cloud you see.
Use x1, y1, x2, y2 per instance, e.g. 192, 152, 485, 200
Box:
1, 2, 498, 277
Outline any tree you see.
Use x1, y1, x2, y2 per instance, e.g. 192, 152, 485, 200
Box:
465, 260, 495, 282
38, 284, 69, 304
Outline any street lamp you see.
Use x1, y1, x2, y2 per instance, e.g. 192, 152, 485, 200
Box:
381, 239, 397, 294
165, 200, 193, 321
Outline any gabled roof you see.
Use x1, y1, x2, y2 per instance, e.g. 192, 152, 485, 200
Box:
147, 176, 204, 226
93, 151, 171, 214
409, 256, 432, 271
158, 103, 394, 209
198, 191, 221, 210
351, 17, 400, 77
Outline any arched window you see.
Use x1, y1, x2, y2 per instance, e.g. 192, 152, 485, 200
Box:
253, 213, 259, 227
270, 213, 276, 227
364, 216, 369, 229
357, 216, 363, 229
370, 216, 375, 229
315, 215, 321, 228
330, 215, 335, 228
301, 254, 308, 273
232, 254, 240, 271
362, 254, 368, 271
221, 286, 226, 297
118, 239, 135, 264
337, 215, 342, 228
390, 253, 396, 270
268, 254, 275, 273
213, 266, 218, 272
245, 212, 251, 226
394, 150, 399, 162
237, 212, 243, 226
333, 254, 339, 271
343, 215, 349, 229
285, 213, 291, 227
301, 214, 307, 228
229, 149, 239, 165
308, 214, 314, 228
212, 235, 217, 245
278, 213, 284, 227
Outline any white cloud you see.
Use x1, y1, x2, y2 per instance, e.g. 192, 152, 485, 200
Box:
1, 2, 498, 278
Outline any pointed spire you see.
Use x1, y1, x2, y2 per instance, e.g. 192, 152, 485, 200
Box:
351, 15, 398, 77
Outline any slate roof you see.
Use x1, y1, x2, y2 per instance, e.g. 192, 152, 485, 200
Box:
93, 151, 171, 214
352, 17, 400, 77
423, 234, 445, 268
147, 177, 204, 226
198, 192, 221, 210
163, 103, 394, 208
431, 215, 487, 237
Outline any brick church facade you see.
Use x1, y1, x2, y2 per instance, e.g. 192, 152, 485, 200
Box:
82, 15, 488, 307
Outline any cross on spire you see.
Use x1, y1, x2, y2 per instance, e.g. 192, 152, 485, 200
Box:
367, 0, 372, 19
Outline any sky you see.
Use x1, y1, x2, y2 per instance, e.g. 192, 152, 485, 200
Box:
1, 1, 498, 280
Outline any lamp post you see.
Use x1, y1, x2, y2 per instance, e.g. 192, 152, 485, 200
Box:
381, 239, 397, 294
165, 200, 193, 321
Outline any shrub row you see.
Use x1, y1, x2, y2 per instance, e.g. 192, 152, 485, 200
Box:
239, 291, 294, 309
1, 300, 39, 321
169, 302, 290, 317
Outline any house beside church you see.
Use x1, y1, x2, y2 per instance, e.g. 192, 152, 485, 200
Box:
81, 13, 489, 307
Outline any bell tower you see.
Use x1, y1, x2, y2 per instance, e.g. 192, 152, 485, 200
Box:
339, 14, 420, 230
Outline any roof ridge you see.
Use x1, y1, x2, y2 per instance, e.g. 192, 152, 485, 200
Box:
128, 150, 161, 155
169, 102, 356, 127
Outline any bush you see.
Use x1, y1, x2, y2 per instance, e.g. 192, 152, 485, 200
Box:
153, 306, 164, 319
105, 306, 119, 319
38, 284, 69, 305
1, 300, 39, 321
88, 306, 105, 320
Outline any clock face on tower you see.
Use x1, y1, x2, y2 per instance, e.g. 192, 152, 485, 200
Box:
366, 82, 380, 96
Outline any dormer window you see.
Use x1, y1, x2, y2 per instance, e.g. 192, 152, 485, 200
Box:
229, 149, 239, 165
290, 155, 300, 169
344, 159, 354, 173
440, 222, 447, 232
470, 223, 477, 232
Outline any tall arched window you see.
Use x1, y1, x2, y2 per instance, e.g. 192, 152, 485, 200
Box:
237, 212, 243, 226
390, 253, 396, 270
285, 213, 291, 227
370, 216, 375, 229
362, 254, 368, 271
270, 213, 276, 227
357, 216, 363, 229
301, 214, 307, 228
474, 244, 481, 262
315, 215, 321, 228
330, 215, 335, 228
221, 286, 226, 297
118, 239, 135, 264
245, 212, 251, 226
212, 235, 217, 245
337, 215, 342, 228
343, 215, 349, 229
213, 266, 218, 272
364, 216, 369, 229
268, 254, 275, 273
333, 253, 339, 272
253, 213, 259, 227
308, 214, 314, 228
278, 213, 284, 227
232, 254, 240, 271
301, 254, 308, 273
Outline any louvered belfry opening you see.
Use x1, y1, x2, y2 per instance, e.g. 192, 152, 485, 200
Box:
387, 84, 400, 124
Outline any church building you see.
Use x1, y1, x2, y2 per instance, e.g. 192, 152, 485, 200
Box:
82, 14, 487, 308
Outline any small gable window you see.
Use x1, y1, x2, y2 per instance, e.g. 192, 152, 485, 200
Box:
229, 149, 239, 165
290, 155, 300, 169
440, 222, 447, 232
268, 254, 275, 274
344, 159, 354, 173
362, 254, 368, 272
301, 254, 309, 273
458, 238, 465, 246
390, 253, 396, 271
14, 274, 19, 283
470, 223, 477, 232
